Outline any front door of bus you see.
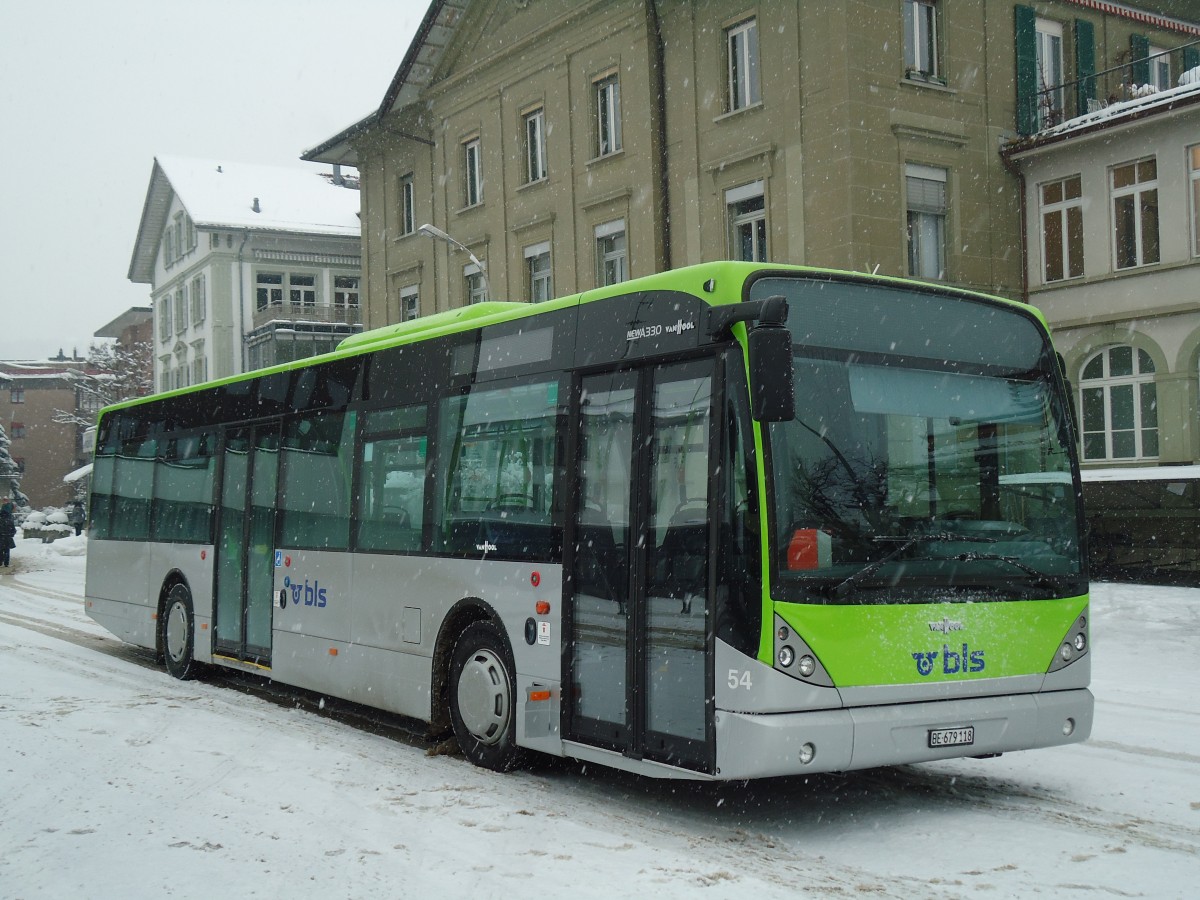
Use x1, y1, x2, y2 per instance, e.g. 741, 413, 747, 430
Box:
566, 360, 714, 772
214, 425, 279, 667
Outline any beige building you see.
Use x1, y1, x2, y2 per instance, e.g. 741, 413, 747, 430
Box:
305, 0, 1197, 451
1, 359, 90, 508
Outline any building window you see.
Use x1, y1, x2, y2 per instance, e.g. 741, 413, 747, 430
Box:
163, 229, 175, 268
595, 73, 622, 157
525, 242, 552, 303
191, 355, 207, 385
727, 17, 761, 110
1189, 145, 1200, 257
1040, 175, 1084, 282
464, 137, 483, 208
9, 388, 24, 404
159, 295, 173, 339
334, 276, 360, 309
903, 0, 940, 81
524, 107, 547, 183
257, 273, 284, 310
726, 181, 766, 262
191, 274, 206, 325
400, 174, 415, 235
906, 164, 947, 280
210, 233, 220, 250
1111, 158, 1159, 270
465, 264, 486, 305
1147, 45, 1171, 91
1035, 18, 1064, 128
175, 287, 188, 334
10, 423, 24, 439
401, 283, 420, 321
290, 273, 316, 306
595, 220, 627, 286
1080, 346, 1158, 461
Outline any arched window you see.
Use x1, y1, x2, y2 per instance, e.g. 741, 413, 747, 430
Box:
1079, 345, 1158, 461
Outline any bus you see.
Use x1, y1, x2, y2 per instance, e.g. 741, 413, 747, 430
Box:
85, 261, 1092, 779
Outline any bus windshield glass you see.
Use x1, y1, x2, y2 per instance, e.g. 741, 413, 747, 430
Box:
749, 275, 1085, 603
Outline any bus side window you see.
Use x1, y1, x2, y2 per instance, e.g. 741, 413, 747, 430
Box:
435, 380, 561, 560
278, 412, 354, 550
356, 405, 428, 553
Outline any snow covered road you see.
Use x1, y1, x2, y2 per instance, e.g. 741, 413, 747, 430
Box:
2, 536, 1197, 898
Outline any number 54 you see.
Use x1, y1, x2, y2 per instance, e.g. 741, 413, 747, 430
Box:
727, 669, 752, 690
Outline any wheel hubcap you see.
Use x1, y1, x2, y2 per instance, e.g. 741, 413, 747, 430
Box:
456, 649, 511, 744
166, 600, 189, 662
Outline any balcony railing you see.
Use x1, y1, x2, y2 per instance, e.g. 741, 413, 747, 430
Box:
252, 302, 362, 330
1023, 39, 1199, 135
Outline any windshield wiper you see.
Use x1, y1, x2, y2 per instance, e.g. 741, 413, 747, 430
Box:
946, 551, 1063, 593
828, 532, 995, 600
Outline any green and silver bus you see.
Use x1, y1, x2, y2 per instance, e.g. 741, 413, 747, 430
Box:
85, 261, 1092, 779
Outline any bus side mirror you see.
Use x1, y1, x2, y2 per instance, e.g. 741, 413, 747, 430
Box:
748, 323, 795, 422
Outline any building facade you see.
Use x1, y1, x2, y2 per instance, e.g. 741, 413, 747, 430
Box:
0, 358, 91, 507
1006, 78, 1200, 468
303, 0, 1198, 471
308, 1, 1195, 320
128, 158, 364, 392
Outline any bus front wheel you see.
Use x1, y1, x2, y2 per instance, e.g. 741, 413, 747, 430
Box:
162, 583, 199, 681
449, 620, 524, 772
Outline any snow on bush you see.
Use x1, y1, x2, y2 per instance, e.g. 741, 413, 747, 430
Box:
1180, 66, 1200, 87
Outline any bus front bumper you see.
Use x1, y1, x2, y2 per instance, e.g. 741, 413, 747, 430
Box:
713, 688, 1093, 780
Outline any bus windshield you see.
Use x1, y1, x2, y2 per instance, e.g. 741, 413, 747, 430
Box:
749, 275, 1085, 603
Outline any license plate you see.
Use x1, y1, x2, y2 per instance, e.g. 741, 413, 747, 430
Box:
928, 726, 974, 748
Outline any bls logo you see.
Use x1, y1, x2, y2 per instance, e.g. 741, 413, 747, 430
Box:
911, 643, 985, 677
284, 576, 329, 608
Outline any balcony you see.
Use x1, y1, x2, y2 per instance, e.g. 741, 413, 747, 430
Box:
252, 302, 361, 330
1021, 41, 1199, 136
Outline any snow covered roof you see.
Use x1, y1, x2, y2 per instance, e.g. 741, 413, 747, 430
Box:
128, 157, 361, 284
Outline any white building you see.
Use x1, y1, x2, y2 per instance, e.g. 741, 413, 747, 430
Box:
1004, 70, 1200, 468
128, 157, 362, 392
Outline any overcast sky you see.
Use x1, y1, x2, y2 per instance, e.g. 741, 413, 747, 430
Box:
0, 0, 424, 361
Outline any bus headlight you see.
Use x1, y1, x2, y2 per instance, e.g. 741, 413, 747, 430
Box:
778, 646, 795, 668
798, 655, 816, 677
1073, 633, 1086, 652
799, 742, 816, 765
1059, 642, 1073, 663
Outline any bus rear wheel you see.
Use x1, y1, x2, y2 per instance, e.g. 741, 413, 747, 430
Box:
449, 620, 524, 772
162, 583, 199, 681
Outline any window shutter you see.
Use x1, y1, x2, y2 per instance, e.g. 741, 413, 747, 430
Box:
1183, 44, 1199, 74
1014, 5, 1038, 135
1130, 34, 1150, 86
1074, 20, 1096, 113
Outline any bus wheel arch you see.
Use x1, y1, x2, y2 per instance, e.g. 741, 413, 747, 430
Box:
159, 574, 200, 681
431, 598, 496, 735
447, 617, 525, 772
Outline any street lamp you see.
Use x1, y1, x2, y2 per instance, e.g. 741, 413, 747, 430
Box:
417, 223, 492, 301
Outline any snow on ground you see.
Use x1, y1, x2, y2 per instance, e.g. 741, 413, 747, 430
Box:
2, 535, 1197, 898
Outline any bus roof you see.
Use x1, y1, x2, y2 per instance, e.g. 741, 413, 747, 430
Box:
99, 261, 1044, 416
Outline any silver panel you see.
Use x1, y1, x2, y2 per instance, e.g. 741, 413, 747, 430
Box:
85, 540, 216, 656
715, 638, 842, 713
263, 550, 563, 723
711, 688, 1093, 780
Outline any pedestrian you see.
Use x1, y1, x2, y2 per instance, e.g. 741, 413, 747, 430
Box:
0, 500, 16, 568
68, 500, 86, 536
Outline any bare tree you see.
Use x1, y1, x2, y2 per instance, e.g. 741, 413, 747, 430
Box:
54, 340, 154, 430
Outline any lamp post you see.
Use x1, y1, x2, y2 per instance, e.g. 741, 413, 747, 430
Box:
417, 223, 492, 302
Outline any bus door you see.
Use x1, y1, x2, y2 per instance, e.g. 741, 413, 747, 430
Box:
565, 360, 715, 773
213, 424, 280, 667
